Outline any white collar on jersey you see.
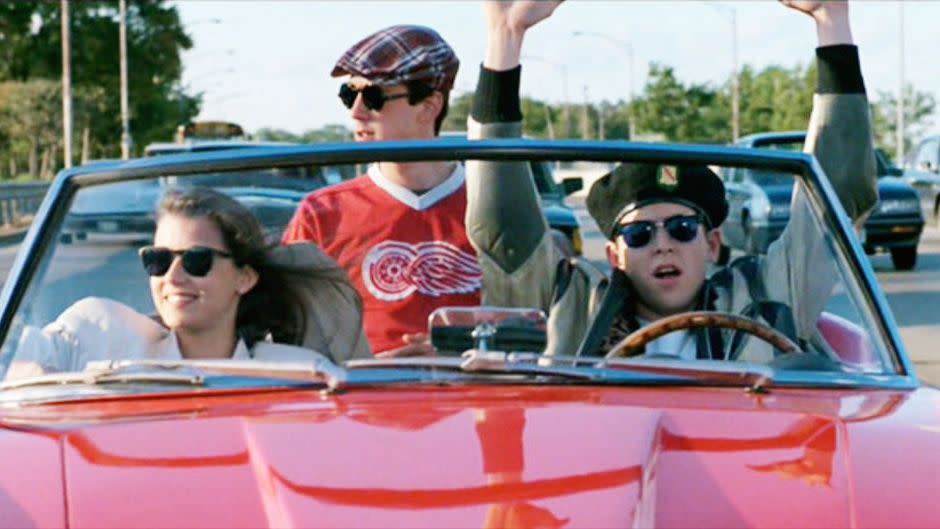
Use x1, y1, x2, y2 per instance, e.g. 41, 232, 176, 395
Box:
367, 162, 465, 211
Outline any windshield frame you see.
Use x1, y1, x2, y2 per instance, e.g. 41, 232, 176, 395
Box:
0, 139, 916, 385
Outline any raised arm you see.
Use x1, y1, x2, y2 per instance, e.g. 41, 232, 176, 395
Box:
763, 1, 877, 340
785, 0, 877, 221
465, 0, 563, 311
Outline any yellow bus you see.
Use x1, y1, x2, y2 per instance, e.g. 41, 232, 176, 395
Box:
174, 121, 247, 143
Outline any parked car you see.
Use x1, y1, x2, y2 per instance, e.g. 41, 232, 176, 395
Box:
724, 131, 924, 270
62, 144, 334, 244
0, 140, 937, 527
900, 135, 940, 225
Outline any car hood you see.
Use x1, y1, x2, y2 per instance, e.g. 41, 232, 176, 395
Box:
0, 385, 938, 528
762, 184, 795, 204
876, 176, 917, 199
541, 202, 578, 228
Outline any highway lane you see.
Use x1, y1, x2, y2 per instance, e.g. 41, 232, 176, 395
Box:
3, 216, 940, 384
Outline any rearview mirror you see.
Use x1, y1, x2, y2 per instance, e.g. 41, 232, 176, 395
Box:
428, 307, 547, 355
562, 177, 583, 196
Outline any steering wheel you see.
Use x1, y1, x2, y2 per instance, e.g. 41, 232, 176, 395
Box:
604, 311, 800, 359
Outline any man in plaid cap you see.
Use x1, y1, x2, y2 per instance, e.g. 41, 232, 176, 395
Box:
466, 1, 877, 361
284, 18, 561, 357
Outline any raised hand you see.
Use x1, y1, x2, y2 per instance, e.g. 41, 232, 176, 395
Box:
483, 0, 564, 70
484, 0, 564, 35
780, 0, 852, 45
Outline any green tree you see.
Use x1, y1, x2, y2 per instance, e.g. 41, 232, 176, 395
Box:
300, 124, 352, 143
441, 92, 472, 133
737, 62, 815, 137
632, 63, 728, 143
872, 85, 936, 156
0, 1, 198, 168
0, 80, 108, 178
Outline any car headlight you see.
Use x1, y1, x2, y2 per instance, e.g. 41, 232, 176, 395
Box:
876, 198, 920, 214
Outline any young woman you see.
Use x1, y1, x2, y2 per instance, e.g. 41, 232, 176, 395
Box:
5, 187, 370, 380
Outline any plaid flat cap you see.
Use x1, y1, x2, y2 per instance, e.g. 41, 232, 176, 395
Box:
587, 163, 729, 240
332, 25, 459, 92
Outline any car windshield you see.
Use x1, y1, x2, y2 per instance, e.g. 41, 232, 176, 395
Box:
0, 144, 905, 398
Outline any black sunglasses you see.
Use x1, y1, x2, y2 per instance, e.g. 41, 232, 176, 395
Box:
139, 246, 233, 277
618, 214, 704, 249
339, 83, 409, 112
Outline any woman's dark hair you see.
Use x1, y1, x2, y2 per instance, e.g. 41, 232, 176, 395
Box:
157, 187, 306, 347
406, 81, 449, 135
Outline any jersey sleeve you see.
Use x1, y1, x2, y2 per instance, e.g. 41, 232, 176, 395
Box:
282, 197, 322, 245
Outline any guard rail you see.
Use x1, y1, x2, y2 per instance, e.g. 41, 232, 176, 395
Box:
0, 182, 49, 226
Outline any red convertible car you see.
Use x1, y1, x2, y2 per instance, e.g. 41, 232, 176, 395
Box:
0, 140, 937, 528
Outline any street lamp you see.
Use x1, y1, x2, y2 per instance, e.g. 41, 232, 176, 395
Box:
61, 0, 73, 168
521, 54, 570, 139
119, 0, 131, 159
572, 31, 635, 139
897, 3, 905, 164
701, 2, 739, 141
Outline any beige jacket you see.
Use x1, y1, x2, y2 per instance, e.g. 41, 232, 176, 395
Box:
466, 93, 877, 359
7, 242, 370, 377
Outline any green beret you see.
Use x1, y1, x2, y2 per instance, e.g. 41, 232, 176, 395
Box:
587, 163, 728, 240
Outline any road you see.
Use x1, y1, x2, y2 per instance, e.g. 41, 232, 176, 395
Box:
3, 213, 940, 384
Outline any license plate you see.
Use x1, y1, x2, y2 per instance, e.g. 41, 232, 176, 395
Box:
98, 220, 119, 232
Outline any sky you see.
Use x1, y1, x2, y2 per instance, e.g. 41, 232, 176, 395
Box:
173, 1, 940, 137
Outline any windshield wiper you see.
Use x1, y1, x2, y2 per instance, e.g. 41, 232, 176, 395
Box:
599, 357, 774, 392
1, 357, 346, 392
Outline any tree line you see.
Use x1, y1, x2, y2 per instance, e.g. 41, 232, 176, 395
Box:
262, 58, 935, 165
0, 1, 196, 180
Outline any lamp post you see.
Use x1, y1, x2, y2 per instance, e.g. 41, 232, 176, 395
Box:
119, 0, 131, 159
701, 2, 739, 141
61, 0, 73, 168
572, 31, 634, 139
896, 2, 905, 164
521, 54, 569, 139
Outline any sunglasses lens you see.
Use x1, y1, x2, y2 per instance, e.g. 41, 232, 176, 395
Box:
621, 223, 654, 248
338, 84, 357, 109
360, 85, 386, 111
181, 248, 214, 277
665, 216, 701, 242
140, 247, 172, 277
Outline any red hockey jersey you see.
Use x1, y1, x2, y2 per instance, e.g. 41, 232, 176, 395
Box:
282, 164, 482, 353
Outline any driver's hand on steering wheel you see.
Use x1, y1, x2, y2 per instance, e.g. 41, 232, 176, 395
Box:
375, 333, 437, 358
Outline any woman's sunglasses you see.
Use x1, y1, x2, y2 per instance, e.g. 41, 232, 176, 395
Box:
339, 83, 409, 112
617, 214, 704, 249
139, 246, 233, 277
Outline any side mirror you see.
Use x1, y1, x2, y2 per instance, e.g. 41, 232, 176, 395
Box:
428, 307, 547, 355
561, 177, 583, 196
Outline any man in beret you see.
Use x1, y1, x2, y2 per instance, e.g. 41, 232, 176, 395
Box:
283, 7, 563, 357
466, 0, 877, 360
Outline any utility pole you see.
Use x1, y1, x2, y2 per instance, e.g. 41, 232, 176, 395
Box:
572, 31, 634, 139
730, 8, 740, 142
61, 0, 73, 169
896, 2, 905, 164
120, 0, 132, 159
701, 2, 739, 141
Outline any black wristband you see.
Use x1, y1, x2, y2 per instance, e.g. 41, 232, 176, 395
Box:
816, 44, 865, 94
470, 64, 523, 124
